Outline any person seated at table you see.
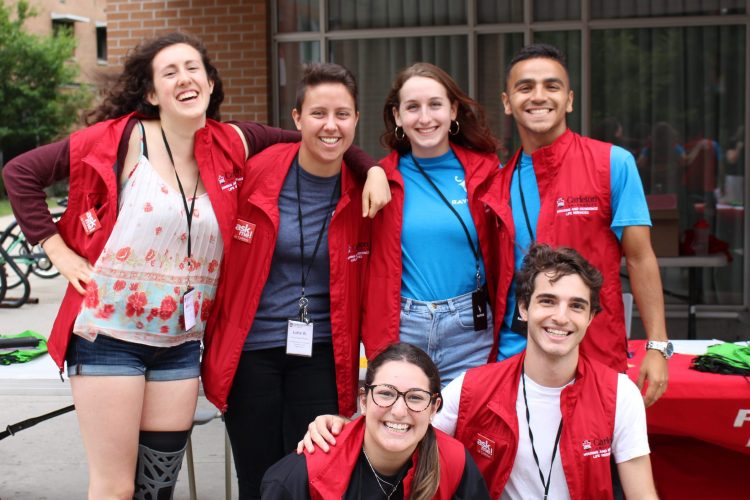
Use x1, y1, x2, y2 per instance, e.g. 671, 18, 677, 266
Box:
299, 244, 658, 499
261, 342, 490, 499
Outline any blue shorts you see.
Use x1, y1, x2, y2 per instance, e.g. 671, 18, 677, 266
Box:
66, 334, 201, 381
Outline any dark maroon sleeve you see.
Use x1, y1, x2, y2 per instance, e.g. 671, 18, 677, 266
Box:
229, 120, 378, 180
228, 121, 301, 156
2, 139, 71, 245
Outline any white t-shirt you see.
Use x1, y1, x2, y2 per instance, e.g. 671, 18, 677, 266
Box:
433, 371, 650, 499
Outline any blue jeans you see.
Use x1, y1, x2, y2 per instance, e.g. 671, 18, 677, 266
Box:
399, 289, 494, 388
66, 334, 201, 381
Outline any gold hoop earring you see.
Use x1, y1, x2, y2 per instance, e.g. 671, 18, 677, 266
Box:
449, 120, 460, 136
394, 126, 406, 140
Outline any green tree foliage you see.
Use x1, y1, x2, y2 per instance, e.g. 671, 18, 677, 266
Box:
0, 0, 91, 154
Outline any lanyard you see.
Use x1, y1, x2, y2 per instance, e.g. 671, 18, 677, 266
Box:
411, 155, 482, 290
514, 154, 536, 242
522, 365, 563, 500
295, 159, 340, 319
161, 128, 199, 267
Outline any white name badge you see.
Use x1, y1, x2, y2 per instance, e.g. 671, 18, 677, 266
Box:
286, 320, 313, 357
183, 288, 197, 331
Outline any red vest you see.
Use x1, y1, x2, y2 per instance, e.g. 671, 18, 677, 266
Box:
49, 114, 244, 370
201, 143, 382, 415
306, 416, 466, 499
363, 145, 505, 360
498, 129, 627, 371
454, 352, 617, 499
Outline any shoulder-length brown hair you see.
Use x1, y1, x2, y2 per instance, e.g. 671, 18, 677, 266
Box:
380, 62, 498, 155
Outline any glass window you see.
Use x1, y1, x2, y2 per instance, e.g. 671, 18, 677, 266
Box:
477, 33, 524, 163
329, 0, 466, 30
534, 0, 580, 22
533, 31, 582, 135
277, 0, 319, 32
591, 0, 745, 19
329, 36, 469, 156
278, 42, 321, 130
476, 0, 523, 24
591, 26, 746, 305
96, 26, 107, 62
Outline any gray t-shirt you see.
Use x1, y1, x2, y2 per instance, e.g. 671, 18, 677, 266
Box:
244, 157, 340, 351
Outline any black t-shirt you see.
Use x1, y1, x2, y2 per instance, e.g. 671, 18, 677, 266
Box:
260, 448, 490, 499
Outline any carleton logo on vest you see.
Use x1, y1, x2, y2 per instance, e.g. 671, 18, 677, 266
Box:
581, 436, 612, 459
474, 433, 495, 459
556, 195, 600, 217
347, 242, 370, 263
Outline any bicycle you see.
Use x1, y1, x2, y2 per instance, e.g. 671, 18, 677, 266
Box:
0, 210, 64, 289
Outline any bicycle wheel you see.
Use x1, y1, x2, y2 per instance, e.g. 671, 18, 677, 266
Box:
0, 222, 34, 289
0, 258, 7, 305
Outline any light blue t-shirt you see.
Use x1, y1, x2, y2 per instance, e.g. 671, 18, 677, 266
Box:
399, 150, 487, 301
497, 146, 651, 360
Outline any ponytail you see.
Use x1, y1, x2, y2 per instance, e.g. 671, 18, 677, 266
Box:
409, 425, 440, 500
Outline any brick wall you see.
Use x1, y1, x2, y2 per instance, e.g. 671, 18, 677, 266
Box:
106, 0, 269, 122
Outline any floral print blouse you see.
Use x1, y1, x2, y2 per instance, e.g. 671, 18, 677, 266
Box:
73, 155, 224, 347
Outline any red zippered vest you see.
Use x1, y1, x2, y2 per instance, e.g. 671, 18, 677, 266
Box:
454, 352, 617, 499
364, 145, 505, 360
306, 416, 466, 499
498, 129, 627, 371
49, 113, 244, 371
201, 143, 383, 415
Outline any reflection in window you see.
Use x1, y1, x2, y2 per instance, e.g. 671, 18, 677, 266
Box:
534, 0, 580, 21
277, 0, 319, 33
476, 0, 523, 24
591, 0, 745, 19
591, 26, 746, 304
329, 0, 466, 30
477, 33, 524, 163
278, 42, 321, 130
329, 36, 468, 155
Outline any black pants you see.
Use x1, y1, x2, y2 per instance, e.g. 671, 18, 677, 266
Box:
224, 343, 339, 500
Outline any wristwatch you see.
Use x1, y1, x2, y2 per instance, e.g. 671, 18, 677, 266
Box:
646, 340, 674, 359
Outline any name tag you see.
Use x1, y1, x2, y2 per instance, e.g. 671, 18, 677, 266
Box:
286, 320, 313, 357
183, 288, 197, 331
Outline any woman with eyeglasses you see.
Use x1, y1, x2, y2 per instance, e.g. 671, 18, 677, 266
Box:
261, 343, 489, 499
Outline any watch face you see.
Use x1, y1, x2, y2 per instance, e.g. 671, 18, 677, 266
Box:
665, 341, 674, 357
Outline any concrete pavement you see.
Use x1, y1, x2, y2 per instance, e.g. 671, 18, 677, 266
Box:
0, 271, 239, 499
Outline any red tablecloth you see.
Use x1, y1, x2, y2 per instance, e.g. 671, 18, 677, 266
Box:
627, 340, 750, 499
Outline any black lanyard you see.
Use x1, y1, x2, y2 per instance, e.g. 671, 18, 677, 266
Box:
411, 155, 482, 290
161, 128, 199, 265
522, 365, 563, 500
514, 154, 536, 242
295, 159, 340, 307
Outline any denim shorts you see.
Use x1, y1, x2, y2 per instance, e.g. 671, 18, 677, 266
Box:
399, 289, 494, 388
66, 334, 201, 381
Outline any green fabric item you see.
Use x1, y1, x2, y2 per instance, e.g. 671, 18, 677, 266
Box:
0, 331, 48, 365
691, 342, 750, 376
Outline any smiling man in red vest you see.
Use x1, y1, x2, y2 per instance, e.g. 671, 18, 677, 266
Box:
494, 43, 671, 408
437, 243, 657, 499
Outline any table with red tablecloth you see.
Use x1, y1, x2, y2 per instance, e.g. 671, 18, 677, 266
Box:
627, 339, 750, 499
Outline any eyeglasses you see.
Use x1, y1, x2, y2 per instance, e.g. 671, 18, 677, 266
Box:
365, 384, 437, 412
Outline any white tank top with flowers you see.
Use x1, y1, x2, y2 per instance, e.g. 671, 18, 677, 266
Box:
73, 150, 224, 347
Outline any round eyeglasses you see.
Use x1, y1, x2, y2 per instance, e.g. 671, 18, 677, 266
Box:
365, 384, 437, 412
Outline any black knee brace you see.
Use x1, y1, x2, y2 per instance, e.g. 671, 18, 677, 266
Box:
133, 430, 190, 500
